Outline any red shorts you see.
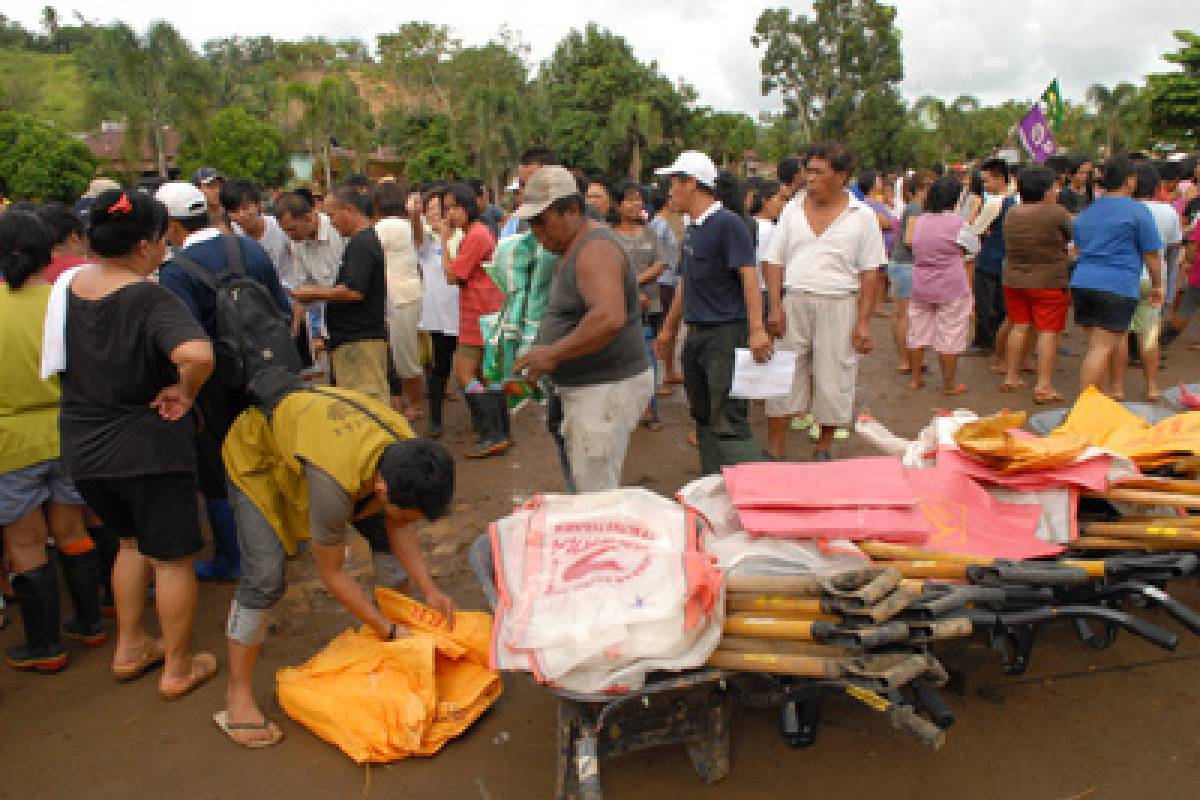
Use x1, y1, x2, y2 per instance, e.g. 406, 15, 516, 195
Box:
1003, 287, 1069, 332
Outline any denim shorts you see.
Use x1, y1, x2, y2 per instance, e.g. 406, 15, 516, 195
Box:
886, 262, 913, 300
0, 459, 83, 526
1072, 287, 1137, 334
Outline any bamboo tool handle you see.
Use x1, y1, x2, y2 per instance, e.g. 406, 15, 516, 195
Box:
1087, 488, 1200, 509
724, 615, 816, 641
716, 638, 847, 657
725, 574, 826, 595
1102, 516, 1200, 528
706, 650, 843, 678
1071, 537, 1197, 551
874, 560, 972, 580
1080, 525, 1200, 545
727, 594, 826, 615
1113, 477, 1200, 496
857, 541, 993, 564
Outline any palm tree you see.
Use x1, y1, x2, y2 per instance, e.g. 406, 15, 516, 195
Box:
1086, 82, 1140, 156
462, 82, 522, 197
594, 98, 663, 180
287, 77, 371, 188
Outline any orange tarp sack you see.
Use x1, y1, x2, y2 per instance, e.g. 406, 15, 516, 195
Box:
954, 411, 1088, 473
276, 589, 501, 764
1054, 387, 1200, 467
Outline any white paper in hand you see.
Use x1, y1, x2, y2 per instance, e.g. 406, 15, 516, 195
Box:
730, 348, 796, 399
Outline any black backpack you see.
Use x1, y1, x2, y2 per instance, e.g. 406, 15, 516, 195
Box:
173, 235, 303, 391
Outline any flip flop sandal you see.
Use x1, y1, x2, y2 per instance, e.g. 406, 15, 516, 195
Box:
655, 386, 675, 398
1033, 390, 1065, 405
998, 382, 1027, 393
160, 652, 218, 700
112, 641, 166, 682
943, 384, 968, 397
213, 711, 284, 749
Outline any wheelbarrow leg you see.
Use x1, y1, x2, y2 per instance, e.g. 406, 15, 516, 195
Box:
555, 699, 603, 800
686, 688, 731, 784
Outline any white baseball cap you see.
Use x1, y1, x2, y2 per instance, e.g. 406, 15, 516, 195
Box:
155, 181, 208, 220
654, 151, 718, 188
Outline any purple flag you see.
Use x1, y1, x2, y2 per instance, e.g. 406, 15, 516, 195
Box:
1017, 105, 1058, 164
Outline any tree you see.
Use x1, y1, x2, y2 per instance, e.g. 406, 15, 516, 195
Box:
1086, 82, 1145, 156
1148, 30, 1200, 148
378, 110, 468, 185
753, 0, 904, 146
0, 111, 96, 200
595, 98, 662, 179
77, 21, 214, 176
537, 24, 690, 173
376, 23, 460, 112
287, 76, 372, 187
689, 110, 756, 172
177, 106, 287, 186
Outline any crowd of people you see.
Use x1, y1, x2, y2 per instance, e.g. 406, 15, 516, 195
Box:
0, 141, 1198, 750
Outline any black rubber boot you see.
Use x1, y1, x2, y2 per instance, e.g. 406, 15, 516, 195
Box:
426, 390, 445, 439
490, 390, 513, 447
88, 524, 119, 617
465, 392, 510, 459
5, 564, 67, 673
60, 549, 108, 647
464, 393, 489, 450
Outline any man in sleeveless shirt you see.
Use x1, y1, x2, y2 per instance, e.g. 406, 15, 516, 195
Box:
513, 166, 654, 492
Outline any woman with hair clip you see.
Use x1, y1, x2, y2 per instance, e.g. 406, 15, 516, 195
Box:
0, 210, 107, 672
55, 189, 219, 698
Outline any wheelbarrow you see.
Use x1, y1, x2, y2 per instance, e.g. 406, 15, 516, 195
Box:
469, 533, 731, 800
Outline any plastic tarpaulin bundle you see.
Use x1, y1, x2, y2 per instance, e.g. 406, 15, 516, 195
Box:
677, 475, 868, 575
482, 231, 558, 406
953, 411, 1090, 473
1054, 387, 1200, 468
724, 458, 933, 543
490, 488, 725, 694
275, 589, 501, 764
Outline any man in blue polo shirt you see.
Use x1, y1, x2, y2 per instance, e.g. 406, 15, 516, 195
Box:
654, 151, 771, 474
156, 182, 291, 580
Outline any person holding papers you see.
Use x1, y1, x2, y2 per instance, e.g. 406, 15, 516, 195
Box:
762, 143, 886, 462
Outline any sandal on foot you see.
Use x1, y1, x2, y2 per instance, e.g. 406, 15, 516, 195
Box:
213, 710, 284, 749
998, 381, 1027, 393
160, 652, 218, 700
113, 641, 165, 683
1032, 389, 1065, 405
655, 385, 674, 398
943, 383, 968, 397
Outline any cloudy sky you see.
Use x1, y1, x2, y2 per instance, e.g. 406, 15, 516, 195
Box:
6, 0, 1194, 115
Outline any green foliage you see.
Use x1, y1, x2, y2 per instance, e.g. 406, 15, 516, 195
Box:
0, 48, 87, 130
754, 0, 904, 160
378, 110, 468, 185
1149, 30, 1200, 147
176, 106, 287, 186
0, 111, 96, 200
537, 24, 688, 175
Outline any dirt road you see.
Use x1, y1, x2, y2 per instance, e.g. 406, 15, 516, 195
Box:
3, 314, 1200, 800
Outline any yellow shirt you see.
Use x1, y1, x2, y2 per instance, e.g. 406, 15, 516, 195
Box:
0, 283, 61, 473
222, 386, 414, 553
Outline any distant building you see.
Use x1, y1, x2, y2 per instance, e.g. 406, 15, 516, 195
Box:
79, 121, 180, 178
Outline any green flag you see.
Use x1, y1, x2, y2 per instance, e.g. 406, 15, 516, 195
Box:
1041, 78, 1064, 131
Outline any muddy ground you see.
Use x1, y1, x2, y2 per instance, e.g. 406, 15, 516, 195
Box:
3, 310, 1200, 800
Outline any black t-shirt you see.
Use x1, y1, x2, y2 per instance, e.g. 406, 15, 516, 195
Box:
326, 227, 387, 349
681, 207, 756, 324
59, 281, 207, 479
1184, 196, 1200, 226
1058, 185, 1091, 215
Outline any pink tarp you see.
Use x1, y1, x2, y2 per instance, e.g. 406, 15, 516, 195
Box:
723, 458, 919, 508
726, 459, 1060, 559
737, 506, 930, 543
905, 466, 1061, 559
